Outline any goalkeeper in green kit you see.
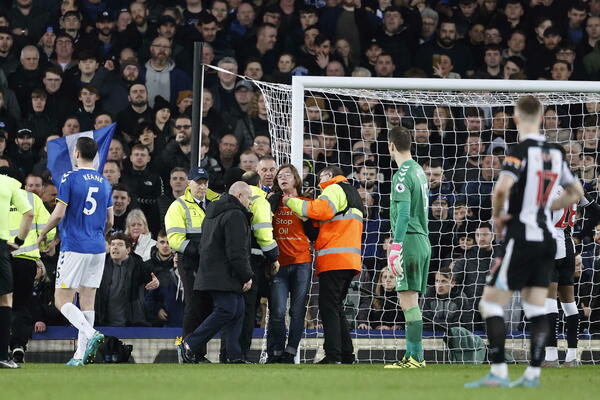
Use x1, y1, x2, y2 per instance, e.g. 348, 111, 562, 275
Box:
384, 126, 431, 369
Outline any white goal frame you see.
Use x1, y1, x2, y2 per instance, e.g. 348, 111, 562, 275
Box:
290, 77, 600, 171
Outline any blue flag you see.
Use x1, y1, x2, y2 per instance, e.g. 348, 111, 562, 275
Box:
47, 123, 116, 187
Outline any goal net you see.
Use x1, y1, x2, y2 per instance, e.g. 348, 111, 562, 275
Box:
208, 66, 600, 364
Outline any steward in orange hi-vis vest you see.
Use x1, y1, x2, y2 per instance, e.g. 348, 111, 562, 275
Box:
286, 175, 363, 275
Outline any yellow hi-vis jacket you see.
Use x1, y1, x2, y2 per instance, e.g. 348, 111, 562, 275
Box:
249, 185, 279, 262
165, 186, 220, 254
9, 190, 56, 260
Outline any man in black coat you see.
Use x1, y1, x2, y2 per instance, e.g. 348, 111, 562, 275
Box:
95, 233, 159, 327
179, 181, 254, 363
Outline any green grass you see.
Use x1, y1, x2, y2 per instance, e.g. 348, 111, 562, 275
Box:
1, 364, 599, 400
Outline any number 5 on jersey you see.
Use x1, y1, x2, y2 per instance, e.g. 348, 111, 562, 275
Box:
83, 187, 99, 215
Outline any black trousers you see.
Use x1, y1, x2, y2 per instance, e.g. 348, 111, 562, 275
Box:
219, 255, 265, 361
319, 269, 355, 362
180, 265, 213, 356
10, 257, 37, 350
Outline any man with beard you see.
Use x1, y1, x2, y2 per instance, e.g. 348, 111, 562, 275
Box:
116, 83, 153, 140
415, 19, 474, 77
130, 1, 155, 41
9, 46, 43, 114
101, 60, 141, 115
94, 11, 120, 61
142, 36, 191, 107
148, 16, 193, 76
0, 28, 18, 78
161, 115, 193, 178
7, 0, 50, 50
8, 129, 38, 176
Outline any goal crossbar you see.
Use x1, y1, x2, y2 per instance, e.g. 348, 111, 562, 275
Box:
290, 76, 600, 172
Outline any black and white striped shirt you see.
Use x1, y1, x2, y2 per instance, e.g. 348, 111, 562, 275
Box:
500, 134, 576, 243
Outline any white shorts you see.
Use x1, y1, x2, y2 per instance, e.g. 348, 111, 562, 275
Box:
55, 251, 106, 289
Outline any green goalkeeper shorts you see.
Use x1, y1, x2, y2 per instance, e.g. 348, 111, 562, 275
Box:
395, 233, 431, 294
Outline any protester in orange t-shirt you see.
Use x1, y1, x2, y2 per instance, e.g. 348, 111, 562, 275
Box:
266, 164, 315, 363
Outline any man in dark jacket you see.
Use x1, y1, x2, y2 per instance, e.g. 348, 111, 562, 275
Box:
144, 231, 183, 327
179, 181, 254, 363
95, 233, 159, 326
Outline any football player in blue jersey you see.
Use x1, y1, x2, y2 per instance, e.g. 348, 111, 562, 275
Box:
38, 137, 114, 366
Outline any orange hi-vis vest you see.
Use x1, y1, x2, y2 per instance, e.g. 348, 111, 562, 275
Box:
287, 176, 363, 275
273, 196, 312, 267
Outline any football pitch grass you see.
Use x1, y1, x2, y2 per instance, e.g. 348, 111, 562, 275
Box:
1, 364, 599, 400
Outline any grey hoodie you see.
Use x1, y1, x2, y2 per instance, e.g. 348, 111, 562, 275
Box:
144, 60, 175, 108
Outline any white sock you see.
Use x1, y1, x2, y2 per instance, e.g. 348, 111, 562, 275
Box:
74, 311, 95, 359
545, 346, 558, 361
491, 363, 508, 379
60, 303, 96, 340
565, 348, 577, 362
524, 366, 541, 380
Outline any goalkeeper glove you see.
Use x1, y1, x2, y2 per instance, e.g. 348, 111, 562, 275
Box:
388, 243, 403, 277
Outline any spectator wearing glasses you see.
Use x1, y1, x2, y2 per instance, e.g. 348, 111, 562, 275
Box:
142, 36, 191, 107
161, 115, 192, 179
50, 31, 77, 74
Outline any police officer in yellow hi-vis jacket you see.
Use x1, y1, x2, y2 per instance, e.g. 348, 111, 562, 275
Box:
8, 188, 56, 363
239, 171, 279, 361
165, 167, 219, 362
0, 172, 33, 369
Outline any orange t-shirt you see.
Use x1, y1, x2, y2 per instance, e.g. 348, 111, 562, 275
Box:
274, 197, 312, 267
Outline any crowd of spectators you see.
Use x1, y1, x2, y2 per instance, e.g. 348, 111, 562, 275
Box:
0, 0, 599, 337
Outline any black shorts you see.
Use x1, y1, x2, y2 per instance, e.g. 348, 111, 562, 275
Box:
487, 237, 556, 291
552, 238, 575, 286
0, 240, 13, 296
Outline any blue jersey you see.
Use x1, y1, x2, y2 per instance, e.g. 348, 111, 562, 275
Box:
57, 169, 112, 253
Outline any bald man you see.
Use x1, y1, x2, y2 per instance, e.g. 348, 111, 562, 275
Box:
178, 180, 254, 364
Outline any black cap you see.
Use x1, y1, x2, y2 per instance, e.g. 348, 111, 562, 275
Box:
16, 128, 33, 138
188, 167, 209, 181
97, 11, 113, 23
543, 26, 562, 37
157, 15, 177, 26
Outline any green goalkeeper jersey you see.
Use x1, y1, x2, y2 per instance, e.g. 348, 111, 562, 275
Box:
390, 159, 429, 242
